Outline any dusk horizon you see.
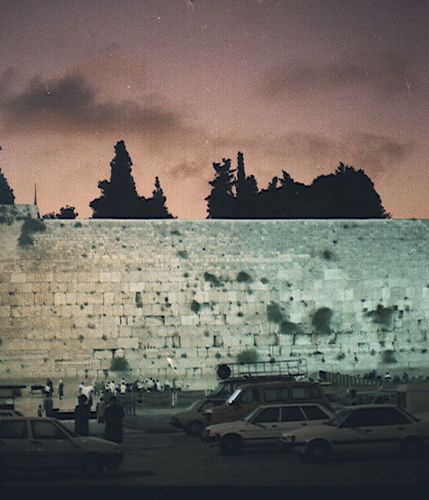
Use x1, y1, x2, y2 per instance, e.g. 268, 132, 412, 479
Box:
0, 0, 427, 219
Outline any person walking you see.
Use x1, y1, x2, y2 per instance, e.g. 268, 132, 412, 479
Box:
58, 380, 64, 400
104, 397, 125, 443
74, 394, 91, 436
37, 405, 46, 417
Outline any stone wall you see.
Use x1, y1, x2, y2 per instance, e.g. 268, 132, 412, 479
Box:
1, 205, 429, 389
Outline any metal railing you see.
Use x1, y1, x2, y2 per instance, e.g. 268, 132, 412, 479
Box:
224, 358, 308, 379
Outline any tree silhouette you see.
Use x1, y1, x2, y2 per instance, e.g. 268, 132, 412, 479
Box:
310, 163, 389, 218
90, 140, 175, 219
142, 177, 174, 218
0, 167, 15, 204
206, 158, 236, 218
43, 206, 78, 219
207, 153, 389, 219
235, 152, 259, 218
90, 140, 140, 218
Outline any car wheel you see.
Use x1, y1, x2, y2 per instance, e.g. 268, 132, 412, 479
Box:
81, 454, 104, 477
304, 440, 330, 463
220, 434, 243, 455
400, 437, 424, 458
186, 421, 205, 436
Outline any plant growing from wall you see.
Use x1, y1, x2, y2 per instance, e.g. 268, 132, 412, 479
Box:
322, 249, 334, 260
367, 304, 395, 327
135, 292, 143, 308
18, 217, 46, 247
110, 357, 130, 371
280, 321, 301, 334
190, 300, 200, 313
382, 350, 397, 364
203, 272, 223, 287
237, 349, 258, 363
177, 250, 188, 259
267, 302, 284, 323
312, 307, 333, 334
236, 271, 252, 283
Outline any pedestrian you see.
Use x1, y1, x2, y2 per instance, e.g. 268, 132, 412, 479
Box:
43, 394, 53, 416
78, 381, 84, 395
96, 396, 106, 424
120, 380, 126, 394
37, 404, 46, 417
74, 394, 91, 436
44, 382, 51, 398
109, 380, 116, 395
48, 379, 54, 398
58, 380, 64, 400
104, 397, 125, 443
384, 371, 392, 382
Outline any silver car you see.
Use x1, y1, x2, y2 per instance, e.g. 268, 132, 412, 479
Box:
0, 416, 123, 477
202, 403, 334, 454
281, 404, 429, 462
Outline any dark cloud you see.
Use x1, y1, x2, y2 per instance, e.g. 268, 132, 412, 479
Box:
263, 51, 412, 97
169, 161, 203, 181
0, 73, 190, 140
211, 130, 412, 178
348, 133, 412, 172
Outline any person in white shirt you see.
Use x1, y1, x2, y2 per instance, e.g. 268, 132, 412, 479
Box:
109, 380, 116, 395
120, 381, 126, 394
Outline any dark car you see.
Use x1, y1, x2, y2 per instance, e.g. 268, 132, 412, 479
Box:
0, 416, 123, 477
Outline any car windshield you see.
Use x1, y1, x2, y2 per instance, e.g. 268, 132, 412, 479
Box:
327, 408, 351, 426
226, 389, 242, 405
211, 383, 230, 397
54, 420, 78, 438
243, 407, 261, 422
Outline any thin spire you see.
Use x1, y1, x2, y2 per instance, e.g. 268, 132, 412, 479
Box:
34, 184, 37, 206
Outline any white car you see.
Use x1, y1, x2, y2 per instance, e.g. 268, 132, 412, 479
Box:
0, 416, 123, 477
202, 403, 333, 454
280, 404, 429, 462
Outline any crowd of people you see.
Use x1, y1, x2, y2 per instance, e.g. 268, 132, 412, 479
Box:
35, 376, 175, 444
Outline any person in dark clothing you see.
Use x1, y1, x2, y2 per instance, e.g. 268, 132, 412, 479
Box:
74, 394, 91, 436
104, 397, 125, 443
58, 380, 64, 400
47, 379, 54, 396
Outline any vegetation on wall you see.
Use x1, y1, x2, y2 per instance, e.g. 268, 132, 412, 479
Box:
236, 271, 253, 283
367, 304, 395, 327
237, 349, 258, 363
382, 350, 397, 364
203, 272, 223, 287
312, 307, 333, 334
110, 357, 130, 371
18, 217, 46, 247
267, 302, 284, 323
190, 300, 200, 313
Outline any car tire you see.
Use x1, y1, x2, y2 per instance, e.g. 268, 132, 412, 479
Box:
400, 437, 424, 458
81, 454, 104, 478
304, 440, 331, 463
220, 434, 243, 455
185, 421, 205, 436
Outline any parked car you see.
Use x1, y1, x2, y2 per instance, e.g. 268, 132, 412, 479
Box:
330, 390, 397, 411
202, 402, 334, 454
204, 380, 330, 425
170, 398, 225, 435
280, 404, 429, 462
0, 416, 123, 477
0, 410, 23, 417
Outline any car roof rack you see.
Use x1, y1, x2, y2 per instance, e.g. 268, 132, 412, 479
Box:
217, 358, 307, 380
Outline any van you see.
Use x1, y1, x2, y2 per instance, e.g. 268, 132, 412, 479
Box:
204, 380, 330, 425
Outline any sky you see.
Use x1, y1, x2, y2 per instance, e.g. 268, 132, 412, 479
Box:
0, 0, 428, 219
